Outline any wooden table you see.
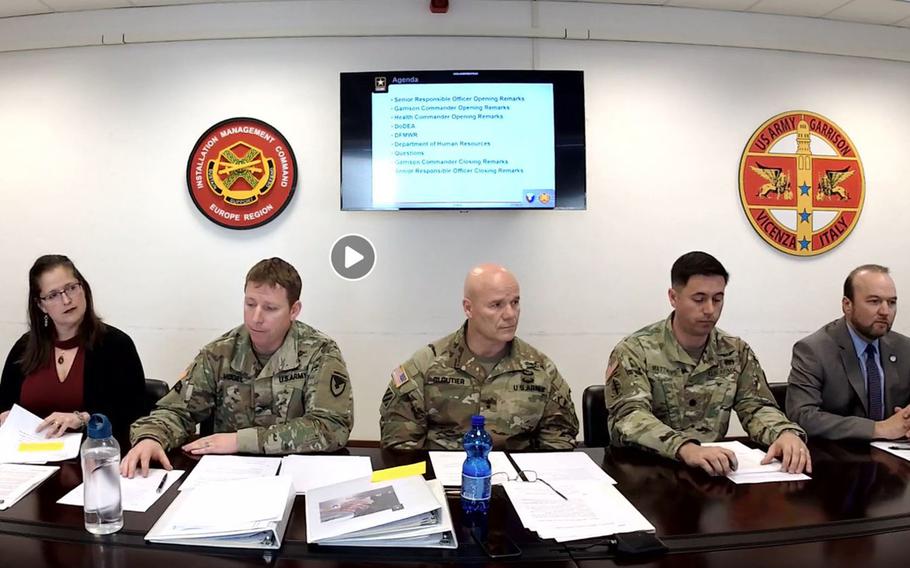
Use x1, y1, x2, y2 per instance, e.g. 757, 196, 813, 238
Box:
0, 439, 907, 566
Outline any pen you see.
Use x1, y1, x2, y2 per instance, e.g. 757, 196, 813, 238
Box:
888, 445, 910, 451
156, 472, 168, 493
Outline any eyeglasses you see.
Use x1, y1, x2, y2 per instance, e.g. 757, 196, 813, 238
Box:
39, 282, 82, 303
491, 470, 568, 500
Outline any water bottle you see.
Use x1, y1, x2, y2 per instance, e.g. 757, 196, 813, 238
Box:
461, 414, 492, 518
81, 414, 123, 535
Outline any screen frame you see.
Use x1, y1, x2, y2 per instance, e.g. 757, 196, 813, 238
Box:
340, 69, 586, 211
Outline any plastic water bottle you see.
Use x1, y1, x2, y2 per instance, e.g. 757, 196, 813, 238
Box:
461, 414, 492, 518
81, 414, 123, 535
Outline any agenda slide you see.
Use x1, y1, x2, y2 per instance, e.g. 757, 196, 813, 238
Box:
370, 82, 556, 209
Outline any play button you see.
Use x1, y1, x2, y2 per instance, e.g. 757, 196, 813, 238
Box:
344, 247, 364, 269
330, 234, 376, 281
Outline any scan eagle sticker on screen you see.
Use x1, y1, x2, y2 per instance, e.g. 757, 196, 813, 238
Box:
186, 117, 298, 229
340, 70, 586, 210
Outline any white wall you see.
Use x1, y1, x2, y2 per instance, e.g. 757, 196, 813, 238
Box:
1, 0, 909, 440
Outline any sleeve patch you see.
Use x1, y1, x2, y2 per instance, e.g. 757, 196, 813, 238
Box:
392, 366, 409, 388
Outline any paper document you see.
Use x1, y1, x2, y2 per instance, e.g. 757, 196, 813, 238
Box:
704, 441, 811, 484
146, 474, 295, 549
871, 441, 910, 461
0, 405, 81, 464
504, 479, 653, 542
510, 451, 616, 485
179, 455, 281, 491
58, 469, 185, 512
0, 464, 58, 510
280, 455, 372, 494
428, 451, 517, 486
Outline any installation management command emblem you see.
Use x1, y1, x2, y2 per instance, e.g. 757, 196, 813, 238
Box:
739, 111, 864, 256
186, 117, 297, 229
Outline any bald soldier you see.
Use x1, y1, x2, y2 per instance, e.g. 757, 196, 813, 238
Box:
606, 252, 810, 476
121, 258, 353, 477
380, 264, 578, 450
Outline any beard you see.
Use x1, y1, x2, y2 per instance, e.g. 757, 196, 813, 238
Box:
850, 317, 892, 340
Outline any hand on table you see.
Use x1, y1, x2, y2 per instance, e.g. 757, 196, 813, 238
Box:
762, 431, 811, 474
121, 438, 173, 478
182, 433, 238, 456
677, 442, 738, 476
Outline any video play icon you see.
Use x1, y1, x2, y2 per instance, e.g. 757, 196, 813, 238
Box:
330, 234, 376, 281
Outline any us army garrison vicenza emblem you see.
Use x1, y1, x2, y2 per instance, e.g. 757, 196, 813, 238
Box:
739, 111, 864, 256
187, 117, 297, 229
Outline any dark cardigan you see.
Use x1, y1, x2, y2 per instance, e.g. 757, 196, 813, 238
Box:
0, 324, 146, 446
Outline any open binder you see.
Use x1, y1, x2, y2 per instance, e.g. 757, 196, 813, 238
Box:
146, 474, 295, 549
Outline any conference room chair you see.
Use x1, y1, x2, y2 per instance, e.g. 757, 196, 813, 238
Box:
582, 384, 610, 447
769, 382, 788, 414
143, 378, 169, 415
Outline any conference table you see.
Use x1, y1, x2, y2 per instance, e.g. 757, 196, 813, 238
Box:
1, 439, 909, 567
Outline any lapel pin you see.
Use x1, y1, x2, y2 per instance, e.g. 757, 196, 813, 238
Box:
890, 355, 897, 363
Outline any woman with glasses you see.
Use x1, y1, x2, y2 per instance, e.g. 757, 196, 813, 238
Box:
0, 255, 146, 444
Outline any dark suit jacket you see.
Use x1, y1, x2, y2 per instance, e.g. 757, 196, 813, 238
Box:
0, 325, 146, 445
786, 317, 910, 440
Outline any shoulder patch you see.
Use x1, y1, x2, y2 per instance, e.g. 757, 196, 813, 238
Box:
392, 366, 409, 388
330, 372, 347, 397
606, 358, 619, 380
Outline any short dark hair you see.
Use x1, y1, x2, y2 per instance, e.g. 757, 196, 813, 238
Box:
843, 264, 889, 301
671, 251, 729, 288
245, 258, 302, 304
21, 255, 105, 375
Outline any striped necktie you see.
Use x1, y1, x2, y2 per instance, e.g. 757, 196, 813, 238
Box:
866, 343, 884, 421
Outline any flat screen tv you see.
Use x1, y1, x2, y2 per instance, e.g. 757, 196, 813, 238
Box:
340, 70, 585, 210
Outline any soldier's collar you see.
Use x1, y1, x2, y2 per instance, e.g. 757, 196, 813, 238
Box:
663, 313, 720, 365
232, 324, 300, 374
450, 321, 516, 375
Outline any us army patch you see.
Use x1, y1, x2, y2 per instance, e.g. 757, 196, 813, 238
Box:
392, 366, 409, 387
330, 372, 347, 397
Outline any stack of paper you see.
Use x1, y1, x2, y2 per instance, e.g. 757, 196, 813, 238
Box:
0, 405, 81, 464
428, 451, 518, 486
503, 479, 654, 542
499, 452, 652, 542
306, 473, 456, 549
703, 441, 811, 484
146, 474, 295, 549
0, 463, 59, 510
58, 469, 185, 512
178, 455, 281, 491
280, 455, 372, 494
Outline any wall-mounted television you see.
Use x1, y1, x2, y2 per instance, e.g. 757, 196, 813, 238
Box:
340, 70, 585, 210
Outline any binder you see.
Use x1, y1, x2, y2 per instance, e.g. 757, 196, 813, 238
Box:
145, 474, 295, 549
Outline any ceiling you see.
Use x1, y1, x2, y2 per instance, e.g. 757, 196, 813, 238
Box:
1, 0, 910, 28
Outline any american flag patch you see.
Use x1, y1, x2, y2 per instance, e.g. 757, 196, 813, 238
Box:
392, 366, 409, 387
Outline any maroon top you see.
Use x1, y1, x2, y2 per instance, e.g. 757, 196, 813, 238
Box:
19, 336, 85, 417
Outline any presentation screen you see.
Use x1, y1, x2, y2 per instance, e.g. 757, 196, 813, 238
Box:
340, 70, 585, 210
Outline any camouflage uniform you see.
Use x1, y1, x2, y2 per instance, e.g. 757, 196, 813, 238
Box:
130, 321, 353, 454
380, 323, 578, 450
606, 315, 804, 460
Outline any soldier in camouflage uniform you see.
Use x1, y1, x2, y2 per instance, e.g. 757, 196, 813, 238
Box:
606, 252, 810, 476
122, 258, 353, 477
380, 264, 578, 450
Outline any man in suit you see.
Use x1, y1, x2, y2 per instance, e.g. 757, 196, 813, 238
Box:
787, 264, 910, 440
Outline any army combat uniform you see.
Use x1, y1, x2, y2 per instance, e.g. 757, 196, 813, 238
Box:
380, 323, 578, 450
130, 321, 353, 454
606, 316, 804, 460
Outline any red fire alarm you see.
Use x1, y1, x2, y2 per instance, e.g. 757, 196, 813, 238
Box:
430, 0, 449, 14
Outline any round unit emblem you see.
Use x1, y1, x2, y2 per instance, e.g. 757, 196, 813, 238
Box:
739, 111, 864, 256
186, 117, 297, 229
